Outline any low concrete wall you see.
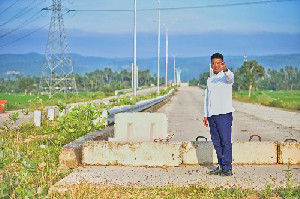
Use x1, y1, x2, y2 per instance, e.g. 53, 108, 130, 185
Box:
81, 141, 296, 167
232, 142, 277, 164
278, 142, 300, 164
59, 127, 114, 168
59, 94, 174, 168
182, 141, 217, 165
83, 141, 182, 167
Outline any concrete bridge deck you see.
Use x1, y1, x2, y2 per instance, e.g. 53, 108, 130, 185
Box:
51, 85, 300, 192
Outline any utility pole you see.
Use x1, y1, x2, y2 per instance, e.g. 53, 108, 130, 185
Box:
131, 63, 133, 88
176, 68, 181, 85
136, 65, 139, 88
165, 27, 168, 89
157, 0, 160, 94
209, 63, 213, 77
162, 22, 175, 88
133, 0, 137, 96
39, 0, 77, 98
244, 54, 248, 62
173, 54, 176, 85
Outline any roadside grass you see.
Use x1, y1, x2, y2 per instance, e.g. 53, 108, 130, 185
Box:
49, 184, 257, 198
233, 90, 300, 111
49, 182, 300, 198
0, 91, 111, 111
0, 87, 173, 198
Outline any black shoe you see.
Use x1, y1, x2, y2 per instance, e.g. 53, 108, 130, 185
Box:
209, 166, 222, 175
221, 169, 233, 176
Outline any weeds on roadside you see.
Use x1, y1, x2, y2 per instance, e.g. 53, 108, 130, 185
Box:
50, 184, 258, 199
275, 170, 300, 198
22, 108, 30, 115
0, 87, 176, 197
9, 112, 19, 123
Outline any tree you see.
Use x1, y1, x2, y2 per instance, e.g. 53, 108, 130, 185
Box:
199, 72, 210, 86
236, 60, 265, 97
285, 66, 296, 90
18, 78, 34, 95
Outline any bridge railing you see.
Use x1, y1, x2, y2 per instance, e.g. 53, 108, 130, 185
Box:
108, 88, 174, 123
114, 86, 148, 95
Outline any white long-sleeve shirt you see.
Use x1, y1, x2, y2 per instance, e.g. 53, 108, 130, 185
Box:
204, 69, 235, 117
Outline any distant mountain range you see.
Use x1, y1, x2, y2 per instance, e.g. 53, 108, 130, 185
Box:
1, 53, 299, 81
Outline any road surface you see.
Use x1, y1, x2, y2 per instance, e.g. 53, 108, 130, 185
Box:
157, 85, 300, 142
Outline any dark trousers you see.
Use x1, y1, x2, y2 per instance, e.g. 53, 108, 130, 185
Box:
208, 112, 233, 169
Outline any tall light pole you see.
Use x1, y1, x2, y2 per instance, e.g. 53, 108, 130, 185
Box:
136, 65, 139, 88
176, 68, 181, 85
133, 0, 137, 96
163, 25, 168, 89
172, 54, 176, 85
157, 0, 160, 94
162, 22, 175, 88
131, 63, 133, 88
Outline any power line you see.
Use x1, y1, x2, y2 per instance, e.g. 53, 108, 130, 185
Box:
0, 10, 67, 48
0, 0, 45, 27
140, 0, 300, 11
0, 0, 22, 16
0, 23, 49, 48
66, 0, 299, 12
0, 11, 46, 38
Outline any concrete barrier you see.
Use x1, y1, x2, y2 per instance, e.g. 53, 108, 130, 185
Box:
59, 92, 175, 169
109, 113, 168, 141
34, 110, 42, 126
232, 142, 277, 164
59, 109, 67, 117
278, 142, 300, 164
82, 141, 182, 167
59, 127, 114, 168
47, 108, 55, 120
182, 141, 217, 165
67, 140, 295, 168
181, 142, 278, 165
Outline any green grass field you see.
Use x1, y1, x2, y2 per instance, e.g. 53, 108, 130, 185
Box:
233, 90, 300, 111
0, 91, 110, 111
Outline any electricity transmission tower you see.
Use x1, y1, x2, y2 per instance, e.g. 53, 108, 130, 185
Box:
39, 0, 77, 98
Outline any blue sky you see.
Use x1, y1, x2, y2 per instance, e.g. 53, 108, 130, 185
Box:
0, 0, 300, 57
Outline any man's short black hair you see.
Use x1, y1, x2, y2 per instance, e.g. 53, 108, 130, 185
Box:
211, 53, 223, 61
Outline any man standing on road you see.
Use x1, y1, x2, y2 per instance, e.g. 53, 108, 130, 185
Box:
203, 53, 235, 176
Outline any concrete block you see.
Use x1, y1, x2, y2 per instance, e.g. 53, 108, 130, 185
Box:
47, 108, 55, 120
232, 142, 277, 164
110, 112, 168, 141
278, 142, 300, 164
59, 109, 66, 117
34, 110, 42, 126
92, 110, 108, 126
69, 106, 75, 112
59, 127, 115, 168
82, 141, 182, 167
101, 109, 108, 125
182, 141, 217, 165
59, 147, 82, 168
